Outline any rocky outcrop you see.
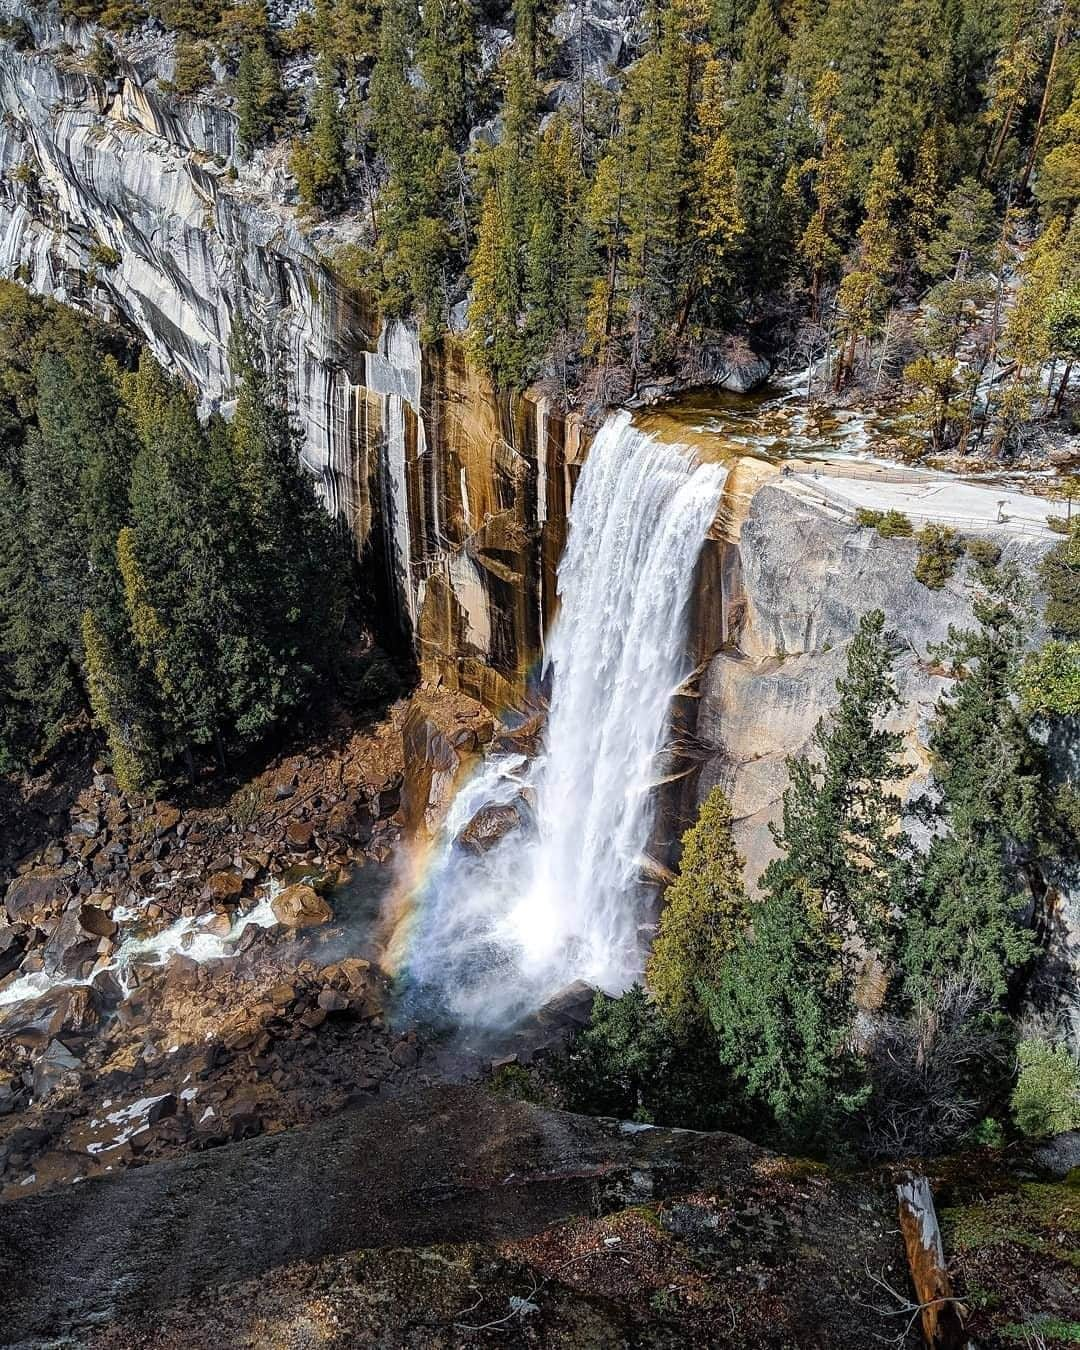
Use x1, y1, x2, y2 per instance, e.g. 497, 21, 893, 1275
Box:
692, 478, 1054, 884
0, 1083, 911, 1348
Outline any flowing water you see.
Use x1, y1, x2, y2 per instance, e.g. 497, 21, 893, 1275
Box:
400, 410, 727, 1027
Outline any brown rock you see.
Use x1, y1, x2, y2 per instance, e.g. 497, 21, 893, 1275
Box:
270, 884, 332, 929
390, 1040, 419, 1069
285, 820, 315, 851
458, 801, 524, 856
4, 869, 68, 926
206, 871, 243, 905
299, 1005, 327, 1029
317, 988, 349, 1013
155, 804, 182, 834
205, 913, 232, 938
78, 904, 117, 939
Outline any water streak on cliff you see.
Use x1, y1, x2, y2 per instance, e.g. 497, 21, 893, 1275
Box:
401, 411, 726, 1025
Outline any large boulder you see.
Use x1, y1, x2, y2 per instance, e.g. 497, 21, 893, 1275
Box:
4, 868, 68, 926
271, 884, 332, 929
458, 801, 526, 856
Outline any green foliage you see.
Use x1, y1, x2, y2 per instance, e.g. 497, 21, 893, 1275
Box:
965, 537, 1001, 569
647, 787, 749, 1034
167, 39, 212, 94
1040, 525, 1080, 637
855, 507, 884, 527
1020, 639, 1080, 716
708, 611, 907, 1147
914, 523, 963, 589
708, 876, 869, 1149
0, 291, 353, 784
1011, 1039, 1080, 1138
876, 510, 913, 537
555, 986, 723, 1127
234, 40, 282, 151
902, 581, 1044, 999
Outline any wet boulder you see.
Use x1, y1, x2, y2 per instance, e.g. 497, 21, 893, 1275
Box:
0, 925, 26, 980
77, 903, 117, 939
271, 884, 332, 928
458, 801, 526, 856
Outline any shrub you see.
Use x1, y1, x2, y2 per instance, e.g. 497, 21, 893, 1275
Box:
877, 509, 913, 538
1011, 1038, 1080, 1138
89, 240, 121, 270
914, 523, 963, 589
1048, 514, 1072, 534
166, 39, 213, 95
861, 979, 1013, 1158
856, 507, 884, 528
965, 537, 1001, 568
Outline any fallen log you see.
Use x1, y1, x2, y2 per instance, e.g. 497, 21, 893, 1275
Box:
896, 1174, 970, 1349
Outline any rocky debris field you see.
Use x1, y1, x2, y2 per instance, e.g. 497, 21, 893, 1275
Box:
0, 688, 496, 1200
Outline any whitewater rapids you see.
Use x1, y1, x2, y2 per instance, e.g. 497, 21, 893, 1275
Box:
402, 410, 727, 1026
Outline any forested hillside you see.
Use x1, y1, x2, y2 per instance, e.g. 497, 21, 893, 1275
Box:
42, 0, 1080, 449
0, 285, 365, 788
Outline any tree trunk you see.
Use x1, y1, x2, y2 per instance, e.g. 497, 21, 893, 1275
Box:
1021, 3, 1070, 193
1054, 359, 1074, 414
896, 1175, 971, 1350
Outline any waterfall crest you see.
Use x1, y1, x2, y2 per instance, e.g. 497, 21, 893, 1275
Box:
402, 410, 727, 1026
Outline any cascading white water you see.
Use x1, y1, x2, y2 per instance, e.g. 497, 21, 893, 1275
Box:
403, 410, 727, 1026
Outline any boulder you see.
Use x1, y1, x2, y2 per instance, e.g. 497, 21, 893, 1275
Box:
154, 804, 182, 834
4, 869, 68, 926
458, 801, 524, 856
285, 820, 315, 851
0, 925, 26, 980
206, 871, 243, 904
317, 988, 349, 1013
271, 884, 332, 929
77, 904, 117, 939
31, 1038, 82, 1101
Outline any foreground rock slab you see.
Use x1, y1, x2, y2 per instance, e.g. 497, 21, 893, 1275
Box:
0, 1085, 915, 1347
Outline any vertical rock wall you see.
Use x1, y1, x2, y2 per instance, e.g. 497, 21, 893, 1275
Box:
0, 4, 576, 711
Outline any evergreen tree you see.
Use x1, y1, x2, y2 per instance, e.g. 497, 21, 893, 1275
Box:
902, 578, 1044, 998
765, 609, 908, 949
647, 787, 750, 1034
793, 71, 852, 318
727, 0, 789, 291
835, 146, 900, 386
708, 875, 867, 1148
235, 39, 281, 154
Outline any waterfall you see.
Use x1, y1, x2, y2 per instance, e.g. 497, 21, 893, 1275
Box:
402, 410, 727, 1026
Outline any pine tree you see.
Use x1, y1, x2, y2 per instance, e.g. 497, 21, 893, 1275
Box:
903, 578, 1044, 998
868, 0, 949, 175
647, 787, 750, 1034
765, 609, 908, 950
235, 39, 281, 154
290, 51, 346, 209
794, 71, 851, 319
708, 874, 866, 1148
81, 607, 158, 796
727, 0, 789, 291
835, 146, 900, 386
